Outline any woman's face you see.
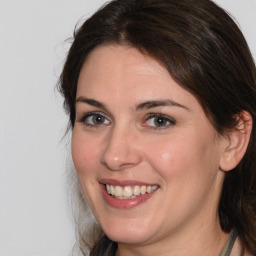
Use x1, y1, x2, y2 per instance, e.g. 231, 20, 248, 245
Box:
72, 45, 228, 247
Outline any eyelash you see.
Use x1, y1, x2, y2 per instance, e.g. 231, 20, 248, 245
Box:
77, 112, 176, 130
78, 112, 110, 127
144, 113, 176, 129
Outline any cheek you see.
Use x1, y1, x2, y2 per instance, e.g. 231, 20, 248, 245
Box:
143, 134, 222, 222
71, 131, 103, 211
145, 138, 195, 175
144, 132, 218, 183
71, 131, 100, 178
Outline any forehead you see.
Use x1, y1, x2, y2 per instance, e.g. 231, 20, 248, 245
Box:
77, 45, 192, 102
78, 44, 168, 86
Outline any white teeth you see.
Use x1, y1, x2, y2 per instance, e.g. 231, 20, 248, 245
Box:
110, 185, 115, 195
115, 186, 123, 197
141, 185, 146, 195
123, 186, 132, 197
133, 185, 140, 196
152, 185, 158, 191
146, 186, 152, 193
106, 184, 111, 193
105, 184, 159, 198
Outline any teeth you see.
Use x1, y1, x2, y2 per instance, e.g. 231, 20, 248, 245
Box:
141, 185, 146, 195
133, 185, 140, 196
105, 184, 158, 198
110, 185, 115, 195
115, 186, 123, 197
147, 186, 152, 193
123, 186, 132, 197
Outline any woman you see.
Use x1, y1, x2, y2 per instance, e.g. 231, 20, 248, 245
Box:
59, 0, 256, 255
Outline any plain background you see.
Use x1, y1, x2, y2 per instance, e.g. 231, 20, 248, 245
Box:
0, 1, 255, 256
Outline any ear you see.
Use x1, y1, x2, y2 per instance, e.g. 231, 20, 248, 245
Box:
219, 111, 253, 172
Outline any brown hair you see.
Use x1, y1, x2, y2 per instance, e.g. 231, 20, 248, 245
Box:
59, 0, 256, 254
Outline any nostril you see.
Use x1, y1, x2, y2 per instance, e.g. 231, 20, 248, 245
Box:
100, 130, 142, 171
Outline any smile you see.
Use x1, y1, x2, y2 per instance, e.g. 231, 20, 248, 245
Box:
105, 184, 159, 199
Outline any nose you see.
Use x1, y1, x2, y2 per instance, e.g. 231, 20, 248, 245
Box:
101, 126, 142, 171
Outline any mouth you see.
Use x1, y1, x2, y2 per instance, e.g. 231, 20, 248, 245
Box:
105, 184, 159, 199
100, 180, 159, 209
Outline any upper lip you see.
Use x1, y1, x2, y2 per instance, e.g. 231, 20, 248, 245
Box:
99, 179, 158, 187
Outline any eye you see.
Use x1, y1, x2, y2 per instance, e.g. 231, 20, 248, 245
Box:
144, 114, 176, 129
78, 112, 110, 127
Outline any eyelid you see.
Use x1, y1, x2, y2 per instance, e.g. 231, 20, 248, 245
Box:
143, 113, 176, 129
77, 111, 111, 124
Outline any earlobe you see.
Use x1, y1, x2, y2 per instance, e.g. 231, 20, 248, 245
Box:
219, 111, 253, 172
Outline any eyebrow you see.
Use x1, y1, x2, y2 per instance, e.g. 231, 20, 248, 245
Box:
75, 97, 189, 111
135, 100, 189, 111
76, 97, 108, 112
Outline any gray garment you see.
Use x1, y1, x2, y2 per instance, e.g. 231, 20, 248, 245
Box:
219, 229, 238, 256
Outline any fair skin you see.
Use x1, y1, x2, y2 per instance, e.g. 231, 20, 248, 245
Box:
72, 45, 251, 255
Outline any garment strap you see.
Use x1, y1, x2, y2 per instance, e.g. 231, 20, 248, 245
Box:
219, 229, 238, 256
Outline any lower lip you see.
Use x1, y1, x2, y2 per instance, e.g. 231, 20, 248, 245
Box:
100, 184, 158, 209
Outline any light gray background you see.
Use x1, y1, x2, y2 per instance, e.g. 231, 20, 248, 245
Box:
0, 1, 255, 256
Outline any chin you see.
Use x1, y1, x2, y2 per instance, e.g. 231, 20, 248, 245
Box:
106, 229, 152, 245
100, 217, 157, 245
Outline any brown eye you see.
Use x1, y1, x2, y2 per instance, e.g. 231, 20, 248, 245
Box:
79, 112, 111, 126
145, 114, 176, 129
92, 114, 106, 124
154, 116, 168, 127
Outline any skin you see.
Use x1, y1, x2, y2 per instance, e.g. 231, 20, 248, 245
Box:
72, 45, 246, 255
